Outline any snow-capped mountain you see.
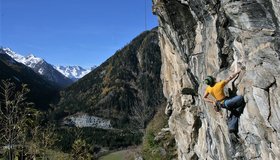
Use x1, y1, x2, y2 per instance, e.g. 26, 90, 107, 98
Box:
2, 48, 73, 88
22, 54, 44, 69
54, 65, 94, 81
0, 48, 60, 109
1, 48, 25, 61
4, 48, 44, 68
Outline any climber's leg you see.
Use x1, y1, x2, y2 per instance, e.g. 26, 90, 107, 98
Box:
228, 113, 239, 133
235, 101, 245, 114
224, 95, 244, 110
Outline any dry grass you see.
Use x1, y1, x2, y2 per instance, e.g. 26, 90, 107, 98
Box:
99, 148, 140, 160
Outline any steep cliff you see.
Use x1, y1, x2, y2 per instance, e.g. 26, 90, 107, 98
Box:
153, 0, 280, 159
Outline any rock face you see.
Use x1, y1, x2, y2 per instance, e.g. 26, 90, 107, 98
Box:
63, 113, 112, 129
153, 0, 280, 159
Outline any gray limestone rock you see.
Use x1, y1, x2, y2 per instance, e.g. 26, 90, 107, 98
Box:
252, 66, 276, 89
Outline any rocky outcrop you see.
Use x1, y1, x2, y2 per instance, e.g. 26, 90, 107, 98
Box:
153, 0, 280, 159
63, 113, 112, 129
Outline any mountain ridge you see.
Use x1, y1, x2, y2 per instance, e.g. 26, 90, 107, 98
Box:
2, 48, 94, 86
54, 28, 165, 129
3, 48, 73, 87
0, 49, 59, 110
54, 65, 93, 81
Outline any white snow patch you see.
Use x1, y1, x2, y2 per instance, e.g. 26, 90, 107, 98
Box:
4, 48, 25, 62
3, 48, 44, 69
38, 68, 44, 75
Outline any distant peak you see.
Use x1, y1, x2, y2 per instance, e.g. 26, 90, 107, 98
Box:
2, 47, 12, 52
26, 54, 36, 58
2, 48, 16, 55
54, 65, 93, 80
68, 65, 82, 69
56, 65, 65, 69
1, 48, 25, 61
25, 54, 43, 62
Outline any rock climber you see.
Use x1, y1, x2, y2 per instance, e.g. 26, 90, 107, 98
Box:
203, 69, 245, 112
203, 68, 245, 133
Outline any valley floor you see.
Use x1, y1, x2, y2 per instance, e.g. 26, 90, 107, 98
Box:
98, 147, 140, 160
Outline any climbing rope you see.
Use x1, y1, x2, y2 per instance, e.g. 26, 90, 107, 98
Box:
144, 0, 147, 30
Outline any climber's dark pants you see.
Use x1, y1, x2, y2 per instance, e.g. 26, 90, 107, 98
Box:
224, 95, 245, 113
223, 95, 245, 133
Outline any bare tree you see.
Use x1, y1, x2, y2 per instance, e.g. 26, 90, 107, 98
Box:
71, 138, 94, 160
17, 107, 39, 160
27, 124, 58, 160
0, 80, 32, 160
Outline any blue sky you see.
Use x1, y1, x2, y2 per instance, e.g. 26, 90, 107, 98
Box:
0, 0, 158, 68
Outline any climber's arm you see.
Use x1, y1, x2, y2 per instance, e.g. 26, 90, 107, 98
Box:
224, 69, 241, 84
203, 92, 216, 105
